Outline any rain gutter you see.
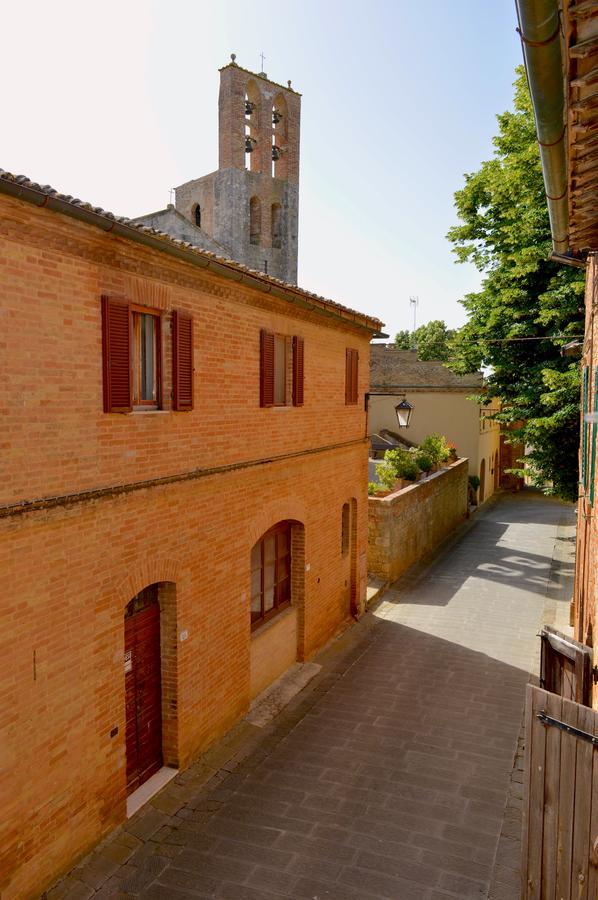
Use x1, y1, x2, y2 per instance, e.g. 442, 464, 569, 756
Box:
515, 0, 569, 253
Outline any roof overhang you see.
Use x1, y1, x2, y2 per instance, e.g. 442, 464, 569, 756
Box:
515, 0, 598, 256
0, 170, 383, 337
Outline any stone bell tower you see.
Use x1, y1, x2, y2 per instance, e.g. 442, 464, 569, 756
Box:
174, 56, 301, 284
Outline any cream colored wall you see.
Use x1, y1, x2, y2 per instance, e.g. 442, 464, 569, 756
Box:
369, 391, 502, 506
478, 423, 501, 504
369, 391, 481, 474
249, 606, 298, 700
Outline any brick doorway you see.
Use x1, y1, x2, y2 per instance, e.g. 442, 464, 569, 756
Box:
124, 582, 178, 797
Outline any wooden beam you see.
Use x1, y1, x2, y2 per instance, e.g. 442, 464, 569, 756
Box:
570, 35, 598, 59
571, 65, 598, 87
571, 91, 598, 113
569, 0, 598, 18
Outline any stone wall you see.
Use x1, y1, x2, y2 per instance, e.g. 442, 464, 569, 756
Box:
368, 458, 469, 582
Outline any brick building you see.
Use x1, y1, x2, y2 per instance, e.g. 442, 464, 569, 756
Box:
135, 58, 300, 284
516, 0, 598, 701
0, 169, 382, 898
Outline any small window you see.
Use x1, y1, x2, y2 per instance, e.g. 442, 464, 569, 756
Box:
271, 203, 282, 249
341, 503, 350, 555
251, 523, 292, 628
250, 196, 261, 245
274, 335, 288, 405
193, 204, 201, 228
132, 309, 160, 407
261, 330, 301, 408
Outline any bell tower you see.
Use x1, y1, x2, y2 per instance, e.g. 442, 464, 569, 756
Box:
174, 56, 301, 285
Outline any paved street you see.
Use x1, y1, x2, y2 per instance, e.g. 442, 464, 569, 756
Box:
51, 491, 574, 900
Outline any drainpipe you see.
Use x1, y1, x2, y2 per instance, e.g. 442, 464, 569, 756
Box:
515, 0, 569, 253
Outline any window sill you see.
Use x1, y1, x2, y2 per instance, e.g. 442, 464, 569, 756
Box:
130, 409, 171, 415
251, 604, 294, 638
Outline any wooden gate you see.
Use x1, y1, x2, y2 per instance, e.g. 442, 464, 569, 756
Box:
521, 684, 598, 898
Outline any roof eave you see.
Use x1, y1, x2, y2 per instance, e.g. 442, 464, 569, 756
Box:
0, 174, 382, 336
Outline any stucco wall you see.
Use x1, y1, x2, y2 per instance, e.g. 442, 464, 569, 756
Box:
368, 392, 480, 473
368, 458, 469, 582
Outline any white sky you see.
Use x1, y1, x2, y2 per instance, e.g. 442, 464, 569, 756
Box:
1, 0, 522, 336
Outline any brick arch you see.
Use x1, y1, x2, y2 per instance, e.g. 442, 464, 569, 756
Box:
113, 555, 183, 609
247, 499, 307, 548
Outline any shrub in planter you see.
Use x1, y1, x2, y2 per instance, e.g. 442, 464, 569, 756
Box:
400, 459, 420, 482
468, 475, 480, 492
375, 461, 399, 492
368, 481, 386, 496
420, 433, 451, 465
415, 452, 434, 474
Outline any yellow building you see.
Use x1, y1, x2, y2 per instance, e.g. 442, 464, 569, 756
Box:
368, 347, 501, 504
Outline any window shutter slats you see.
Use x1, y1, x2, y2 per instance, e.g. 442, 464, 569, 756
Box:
172, 310, 194, 411
292, 336, 304, 406
345, 349, 352, 405
260, 330, 275, 407
101, 295, 132, 413
345, 348, 359, 405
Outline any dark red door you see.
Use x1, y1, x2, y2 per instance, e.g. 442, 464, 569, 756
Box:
125, 588, 163, 794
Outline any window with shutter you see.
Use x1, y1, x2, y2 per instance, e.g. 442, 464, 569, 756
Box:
345, 348, 359, 405
102, 295, 132, 413
172, 310, 194, 411
132, 307, 161, 408
260, 330, 275, 407
293, 336, 304, 406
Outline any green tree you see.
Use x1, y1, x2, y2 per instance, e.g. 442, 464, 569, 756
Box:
394, 320, 454, 359
394, 329, 412, 350
447, 67, 585, 501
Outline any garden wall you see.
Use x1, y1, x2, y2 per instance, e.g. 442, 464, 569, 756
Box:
368, 458, 469, 582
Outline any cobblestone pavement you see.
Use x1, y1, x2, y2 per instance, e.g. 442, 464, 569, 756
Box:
48, 491, 574, 900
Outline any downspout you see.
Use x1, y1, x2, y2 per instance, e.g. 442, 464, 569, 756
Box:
515, 0, 569, 253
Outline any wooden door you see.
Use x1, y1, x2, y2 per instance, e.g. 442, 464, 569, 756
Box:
540, 625, 593, 706
521, 684, 598, 898
125, 588, 163, 794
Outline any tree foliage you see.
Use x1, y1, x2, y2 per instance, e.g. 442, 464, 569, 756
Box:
395, 319, 455, 360
447, 67, 585, 501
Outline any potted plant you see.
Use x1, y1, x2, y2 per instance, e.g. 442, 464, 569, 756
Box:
415, 452, 434, 477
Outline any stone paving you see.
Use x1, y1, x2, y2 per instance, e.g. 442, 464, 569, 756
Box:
47, 491, 574, 900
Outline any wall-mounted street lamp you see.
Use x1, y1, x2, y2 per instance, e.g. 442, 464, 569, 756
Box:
395, 398, 414, 428
365, 394, 414, 429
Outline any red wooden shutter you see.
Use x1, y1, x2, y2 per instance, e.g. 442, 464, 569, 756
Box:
172, 310, 194, 411
345, 349, 352, 405
101, 295, 132, 413
293, 336, 304, 406
352, 349, 359, 404
260, 330, 275, 407
345, 348, 358, 405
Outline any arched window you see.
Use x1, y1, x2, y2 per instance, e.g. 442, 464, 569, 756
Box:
250, 196, 261, 245
271, 93, 288, 179
341, 502, 350, 555
245, 81, 261, 172
271, 203, 282, 249
193, 204, 201, 228
250, 522, 292, 627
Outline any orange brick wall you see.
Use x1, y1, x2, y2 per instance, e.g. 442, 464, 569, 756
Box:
574, 252, 598, 706
0, 193, 372, 898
